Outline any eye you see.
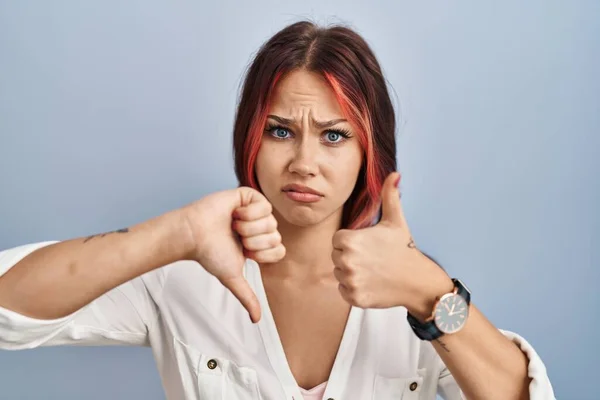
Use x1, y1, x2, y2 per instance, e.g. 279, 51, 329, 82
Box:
323, 128, 352, 144
266, 124, 293, 140
326, 131, 342, 143
273, 127, 290, 138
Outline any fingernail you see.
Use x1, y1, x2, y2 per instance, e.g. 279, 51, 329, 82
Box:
394, 174, 401, 188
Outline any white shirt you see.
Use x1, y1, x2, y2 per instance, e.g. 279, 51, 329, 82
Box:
0, 242, 556, 400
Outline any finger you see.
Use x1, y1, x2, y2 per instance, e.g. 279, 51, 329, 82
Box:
331, 248, 344, 267
379, 172, 405, 226
236, 186, 269, 208
219, 275, 262, 323
333, 265, 358, 292
332, 229, 352, 250
233, 215, 277, 237
246, 244, 286, 263
233, 200, 273, 221
242, 231, 282, 252
333, 266, 347, 283
337, 283, 353, 305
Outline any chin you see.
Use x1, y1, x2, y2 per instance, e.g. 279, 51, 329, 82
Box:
275, 206, 321, 227
275, 202, 341, 229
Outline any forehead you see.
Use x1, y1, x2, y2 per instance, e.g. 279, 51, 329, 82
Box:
269, 69, 344, 119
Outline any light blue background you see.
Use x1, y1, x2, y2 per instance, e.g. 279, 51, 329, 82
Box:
1, 1, 598, 399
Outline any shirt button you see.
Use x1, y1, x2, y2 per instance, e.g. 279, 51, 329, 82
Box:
207, 359, 218, 370
409, 381, 418, 391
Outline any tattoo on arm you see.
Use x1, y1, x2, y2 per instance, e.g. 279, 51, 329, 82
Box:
407, 237, 416, 249
436, 338, 451, 353
84, 228, 129, 243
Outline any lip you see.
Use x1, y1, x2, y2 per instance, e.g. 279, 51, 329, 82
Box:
281, 183, 324, 203
281, 183, 324, 196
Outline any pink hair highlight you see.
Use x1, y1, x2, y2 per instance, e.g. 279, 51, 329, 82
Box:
243, 72, 283, 189
323, 72, 385, 229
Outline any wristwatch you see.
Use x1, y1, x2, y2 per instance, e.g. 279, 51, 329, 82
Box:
406, 278, 471, 341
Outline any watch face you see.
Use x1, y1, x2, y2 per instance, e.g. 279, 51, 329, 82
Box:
434, 293, 469, 334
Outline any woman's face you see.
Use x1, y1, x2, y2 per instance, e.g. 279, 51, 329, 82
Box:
255, 69, 363, 228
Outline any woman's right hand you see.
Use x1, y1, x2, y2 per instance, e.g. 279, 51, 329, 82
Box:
181, 186, 285, 323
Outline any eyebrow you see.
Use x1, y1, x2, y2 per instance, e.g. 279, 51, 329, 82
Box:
267, 114, 347, 129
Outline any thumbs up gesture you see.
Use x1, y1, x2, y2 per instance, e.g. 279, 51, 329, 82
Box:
332, 172, 450, 311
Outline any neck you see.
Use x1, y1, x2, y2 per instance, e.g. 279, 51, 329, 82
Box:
260, 209, 342, 281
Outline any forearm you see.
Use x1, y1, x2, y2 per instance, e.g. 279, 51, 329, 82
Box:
432, 304, 530, 400
408, 267, 531, 400
0, 209, 192, 320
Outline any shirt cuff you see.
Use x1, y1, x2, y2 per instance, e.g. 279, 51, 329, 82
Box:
0, 241, 75, 350
500, 329, 556, 400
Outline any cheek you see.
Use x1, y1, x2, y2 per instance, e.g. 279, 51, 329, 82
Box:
254, 148, 269, 186
326, 149, 363, 193
255, 142, 283, 188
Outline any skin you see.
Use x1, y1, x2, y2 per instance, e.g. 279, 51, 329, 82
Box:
244, 69, 532, 398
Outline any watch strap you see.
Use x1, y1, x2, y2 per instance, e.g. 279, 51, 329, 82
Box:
407, 311, 445, 341
406, 278, 471, 341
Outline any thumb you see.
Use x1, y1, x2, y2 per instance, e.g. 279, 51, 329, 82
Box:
235, 186, 269, 209
380, 172, 404, 226
220, 275, 262, 323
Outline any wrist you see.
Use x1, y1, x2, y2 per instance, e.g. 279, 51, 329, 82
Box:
162, 208, 198, 261
175, 208, 199, 260
406, 262, 454, 322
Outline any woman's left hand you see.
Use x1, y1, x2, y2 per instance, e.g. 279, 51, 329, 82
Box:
332, 172, 452, 314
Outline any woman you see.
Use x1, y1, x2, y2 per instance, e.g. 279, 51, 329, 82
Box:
0, 21, 554, 399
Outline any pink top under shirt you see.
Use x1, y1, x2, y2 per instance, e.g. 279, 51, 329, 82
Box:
299, 381, 328, 400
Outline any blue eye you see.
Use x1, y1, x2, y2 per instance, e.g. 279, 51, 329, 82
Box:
326, 132, 341, 143
266, 125, 292, 140
274, 128, 290, 138
323, 129, 352, 144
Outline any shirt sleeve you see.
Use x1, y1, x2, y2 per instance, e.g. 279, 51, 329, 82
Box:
437, 329, 556, 400
0, 241, 161, 350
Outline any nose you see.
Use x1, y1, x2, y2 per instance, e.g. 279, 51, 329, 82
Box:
287, 137, 318, 177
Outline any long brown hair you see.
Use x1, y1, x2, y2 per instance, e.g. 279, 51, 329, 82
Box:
232, 20, 397, 229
